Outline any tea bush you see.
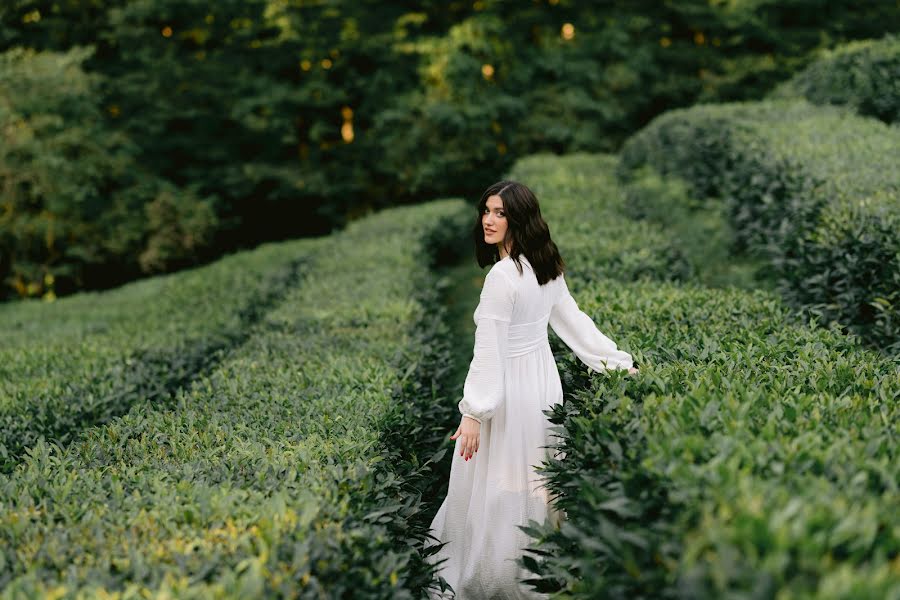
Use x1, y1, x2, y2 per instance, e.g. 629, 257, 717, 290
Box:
527, 278, 899, 598
770, 33, 900, 124
619, 100, 900, 353
0, 199, 467, 598
0, 245, 309, 472
506, 153, 693, 287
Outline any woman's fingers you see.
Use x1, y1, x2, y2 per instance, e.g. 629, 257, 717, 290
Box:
462, 435, 479, 460
451, 420, 480, 460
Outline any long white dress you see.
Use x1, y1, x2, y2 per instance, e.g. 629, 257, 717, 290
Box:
424, 254, 634, 600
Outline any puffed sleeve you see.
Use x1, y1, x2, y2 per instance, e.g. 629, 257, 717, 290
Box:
457, 267, 515, 423
548, 274, 633, 373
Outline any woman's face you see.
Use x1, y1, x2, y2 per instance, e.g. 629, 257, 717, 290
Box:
482, 194, 508, 248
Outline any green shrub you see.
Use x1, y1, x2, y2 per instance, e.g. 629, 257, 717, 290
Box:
528, 278, 900, 598
620, 166, 772, 290
0, 199, 467, 597
619, 100, 900, 353
0, 242, 309, 472
770, 33, 900, 123
506, 153, 693, 286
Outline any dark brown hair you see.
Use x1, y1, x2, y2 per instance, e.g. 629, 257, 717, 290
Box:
473, 180, 566, 285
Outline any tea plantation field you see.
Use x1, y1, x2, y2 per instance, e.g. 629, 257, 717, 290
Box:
2, 148, 896, 598
2, 37, 898, 596
0, 200, 468, 597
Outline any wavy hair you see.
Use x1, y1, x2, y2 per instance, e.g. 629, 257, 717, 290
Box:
473, 180, 566, 285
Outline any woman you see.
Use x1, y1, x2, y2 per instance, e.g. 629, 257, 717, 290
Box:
424, 180, 639, 599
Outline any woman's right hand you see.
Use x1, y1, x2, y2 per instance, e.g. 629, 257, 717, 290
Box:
450, 416, 481, 461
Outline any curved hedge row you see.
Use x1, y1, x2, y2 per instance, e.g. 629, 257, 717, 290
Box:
0, 244, 309, 472
618, 100, 900, 353
770, 33, 900, 124
505, 152, 900, 598
0, 199, 466, 597
508, 153, 693, 286
617, 166, 771, 291
531, 278, 899, 598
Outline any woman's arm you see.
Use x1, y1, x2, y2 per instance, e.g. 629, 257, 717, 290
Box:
457, 267, 514, 422
452, 267, 515, 461
548, 274, 634, 373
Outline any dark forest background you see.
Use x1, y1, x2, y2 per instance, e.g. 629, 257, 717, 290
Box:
1, 0, 897, 300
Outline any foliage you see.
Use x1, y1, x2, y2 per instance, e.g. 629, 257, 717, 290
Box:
618, 166, 770, 290
0, 236, 310, 472
619, 100, 900, 353
0, 44, 220, 300
0, 197, 468, 597
1, 1, 897, 298
770, 33, 900, 123
506, 153, 692, 286
530, 278, 900, 599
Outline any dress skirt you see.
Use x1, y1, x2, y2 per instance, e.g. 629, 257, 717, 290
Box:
424, 341, 566, 600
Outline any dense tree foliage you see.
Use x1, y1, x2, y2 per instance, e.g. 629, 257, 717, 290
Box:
1, 0, 897, 299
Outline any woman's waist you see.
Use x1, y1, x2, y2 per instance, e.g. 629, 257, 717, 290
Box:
506, 330, 550, 358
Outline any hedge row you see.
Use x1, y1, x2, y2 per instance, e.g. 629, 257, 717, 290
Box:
618, 165, 772, 291
529, 279, 899, 598
0, 244, 309, 473
770, 33, 900, 124
507, 153, 693, 287
502, 152, 900, 597
618, 99, 900, 353
0, 199, 467, 598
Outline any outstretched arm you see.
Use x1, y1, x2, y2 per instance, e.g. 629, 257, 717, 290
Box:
548, 274, 634, 373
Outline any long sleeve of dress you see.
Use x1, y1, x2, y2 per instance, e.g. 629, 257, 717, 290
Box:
548, 274, 633, 373
457, 267, 515, 424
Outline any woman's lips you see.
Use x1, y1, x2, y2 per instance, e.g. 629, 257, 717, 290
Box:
485, 229, 496, 233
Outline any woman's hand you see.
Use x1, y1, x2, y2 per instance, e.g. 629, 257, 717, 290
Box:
627, 366, 639, 375
450, 415, 481, 461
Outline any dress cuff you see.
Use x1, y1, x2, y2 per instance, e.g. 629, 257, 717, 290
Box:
462, 413, 483, 424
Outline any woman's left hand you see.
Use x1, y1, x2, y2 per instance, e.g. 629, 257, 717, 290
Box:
627, 366, 639, 375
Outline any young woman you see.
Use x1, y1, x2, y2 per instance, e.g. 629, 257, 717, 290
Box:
424, 180, 639, 599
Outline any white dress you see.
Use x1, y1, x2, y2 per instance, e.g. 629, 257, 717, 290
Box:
424, 254, 634, 600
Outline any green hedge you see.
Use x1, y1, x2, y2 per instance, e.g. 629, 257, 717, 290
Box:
506, 153, 693, 287
0, 244, 309, 473
770, 33, 900, 124
0, 199, 466, 597
528, 278, 900, 598
618, 100, 900, 353
618, 165, 772, 291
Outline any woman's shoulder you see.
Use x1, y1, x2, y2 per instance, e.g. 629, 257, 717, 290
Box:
488, 256, 520, 282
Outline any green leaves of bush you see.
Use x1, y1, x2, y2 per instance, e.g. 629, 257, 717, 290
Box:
620, 100, 900, 353
771, 33, 900, 124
